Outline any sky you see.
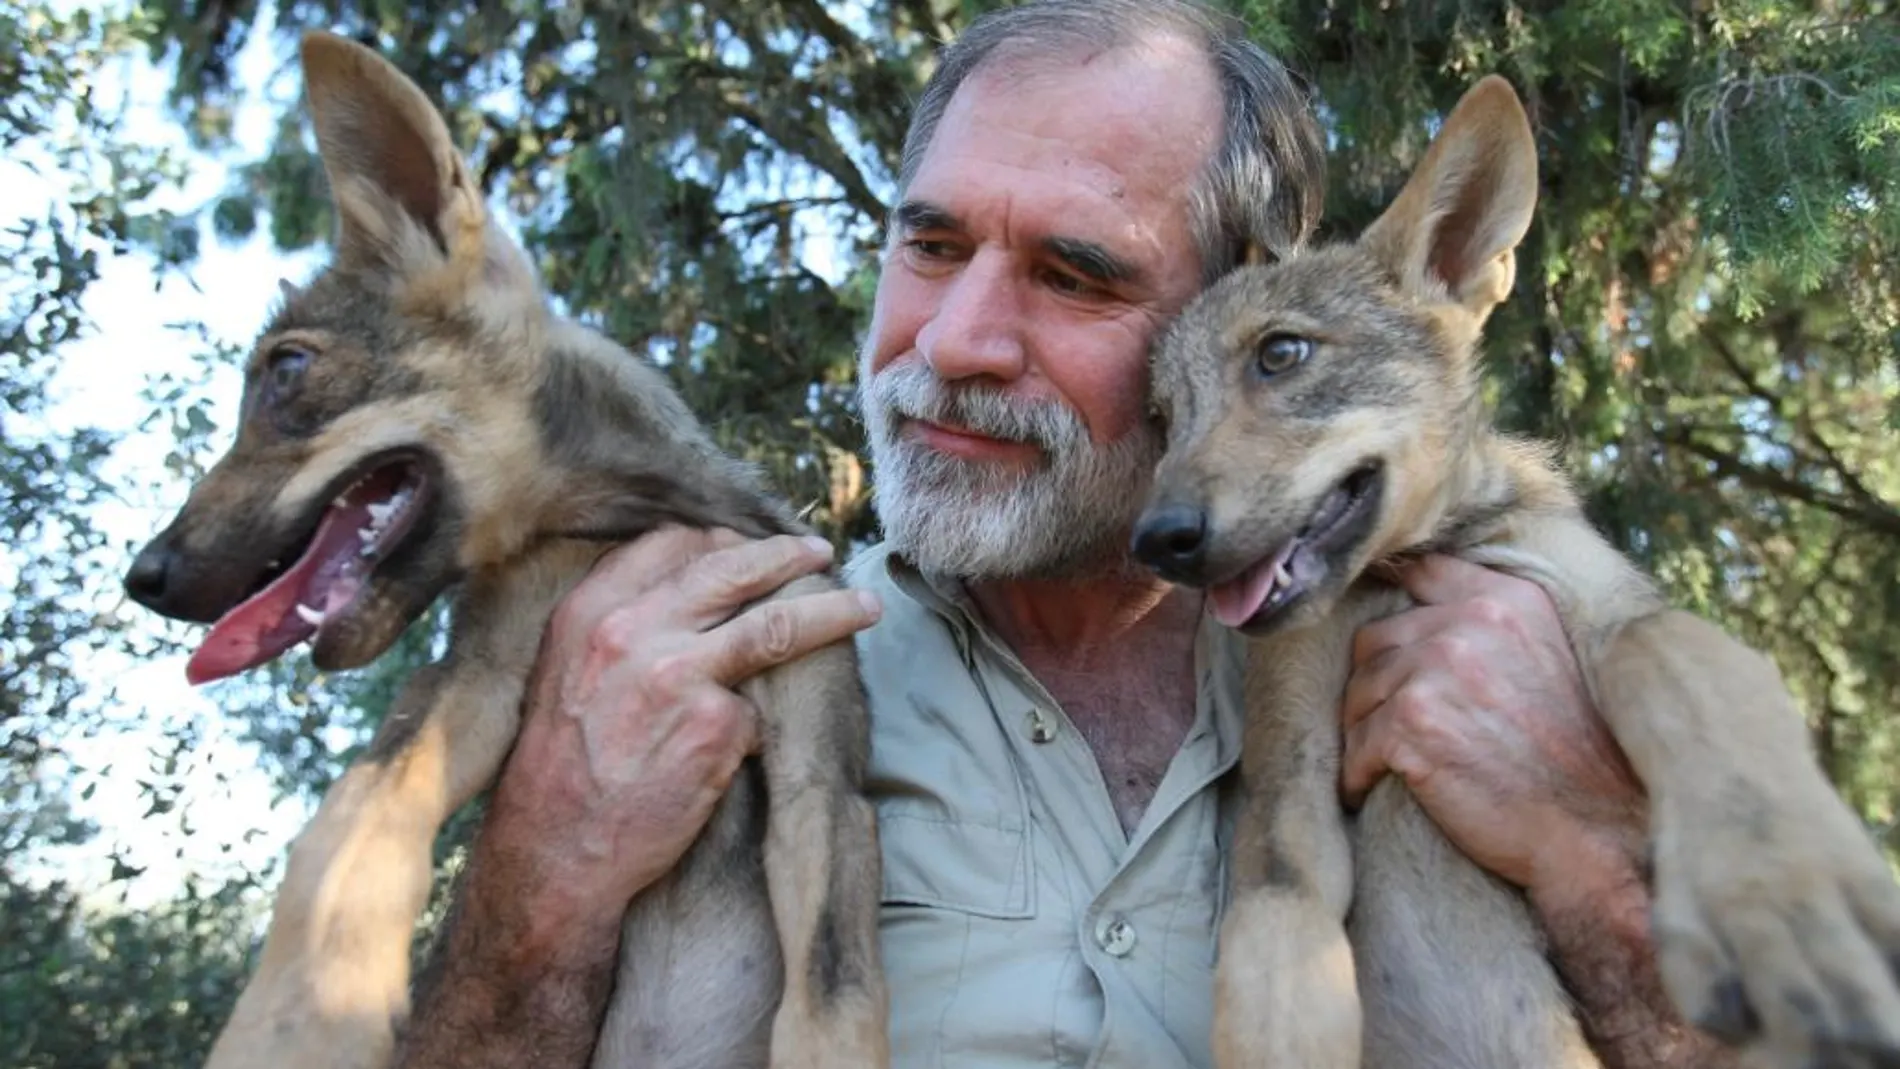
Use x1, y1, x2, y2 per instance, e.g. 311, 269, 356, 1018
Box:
16, 5, 328, 908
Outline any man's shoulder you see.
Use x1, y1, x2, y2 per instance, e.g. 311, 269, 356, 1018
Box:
839, 540, 943, 644
839, 539, 898, 592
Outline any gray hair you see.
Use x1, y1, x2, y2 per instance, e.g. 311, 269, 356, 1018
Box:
893, 0, 1328, 282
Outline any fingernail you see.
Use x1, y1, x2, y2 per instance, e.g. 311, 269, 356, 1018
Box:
803, 535, 835, 557
857, 590, 882, 618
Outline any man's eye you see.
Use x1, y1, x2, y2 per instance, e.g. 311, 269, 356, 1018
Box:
268, 345, 311, 399
1043, 269, 1103, 299
905, 238, 956, 259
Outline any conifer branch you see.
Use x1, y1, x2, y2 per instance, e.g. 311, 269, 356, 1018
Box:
1699, 324, 1895, 517
1660, 426, 1900, 540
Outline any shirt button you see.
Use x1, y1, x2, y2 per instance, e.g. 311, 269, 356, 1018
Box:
1095, 914, 1137, 957
1025, 708, 1057, 744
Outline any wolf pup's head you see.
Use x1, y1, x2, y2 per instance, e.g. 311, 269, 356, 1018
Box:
1131, 76, 1538, 635
123, 32, 560, 684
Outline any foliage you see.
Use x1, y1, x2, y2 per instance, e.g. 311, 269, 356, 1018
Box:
2, 2, 261, 1061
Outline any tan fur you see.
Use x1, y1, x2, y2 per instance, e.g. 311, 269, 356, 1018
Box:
125, 31, 887, 1069
1139, 76, 1900, 1068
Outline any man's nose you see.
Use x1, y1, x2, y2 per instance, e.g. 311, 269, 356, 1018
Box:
916, 251, 1027, 384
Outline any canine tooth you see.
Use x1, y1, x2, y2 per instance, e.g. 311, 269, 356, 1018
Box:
294, 603, 326, 627
365, 501, 395, 525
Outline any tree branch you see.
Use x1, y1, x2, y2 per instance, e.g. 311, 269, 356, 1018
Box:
1660, 425, 1900, 540
1700, 323, 1894, 517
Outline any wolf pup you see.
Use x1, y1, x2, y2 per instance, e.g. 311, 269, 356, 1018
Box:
1132, 76, 1900, 1069
122, 31, 888, 1069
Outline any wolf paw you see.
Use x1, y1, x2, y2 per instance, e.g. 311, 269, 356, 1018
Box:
1212, 890, 1361, 1069
1651, 794, 1900, 1069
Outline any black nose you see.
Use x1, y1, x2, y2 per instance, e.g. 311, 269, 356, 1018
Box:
1131, 504, 1209, 579
124, 542, 175, 611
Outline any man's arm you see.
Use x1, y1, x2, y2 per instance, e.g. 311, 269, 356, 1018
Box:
392, 528, 882, 1068
1532, 833, 1744, 1068
395, 842, 626, 1067
1340, 554, 1741, 1066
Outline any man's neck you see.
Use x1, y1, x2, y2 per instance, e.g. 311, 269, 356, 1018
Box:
965, 558, 1203, 665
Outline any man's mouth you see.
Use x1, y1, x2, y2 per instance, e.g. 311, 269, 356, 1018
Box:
1207, 464, 1384, 630
903, 418, 1038, 461
184, 453, 434, 685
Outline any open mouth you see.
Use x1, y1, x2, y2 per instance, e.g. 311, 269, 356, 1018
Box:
184, 452, 435, 685
1207, 463, 1384, 630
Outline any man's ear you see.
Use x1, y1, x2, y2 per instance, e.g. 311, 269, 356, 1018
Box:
1359, 75, 1538, 323
298, 30, 491, 277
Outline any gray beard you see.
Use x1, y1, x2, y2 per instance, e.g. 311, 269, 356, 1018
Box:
859, 358, 1162, 582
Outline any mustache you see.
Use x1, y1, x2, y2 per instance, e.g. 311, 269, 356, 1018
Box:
865, 361, 1087, 454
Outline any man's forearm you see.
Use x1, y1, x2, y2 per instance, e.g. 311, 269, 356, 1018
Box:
394, 855, 623, 1069
1535, 860, 1743, 1069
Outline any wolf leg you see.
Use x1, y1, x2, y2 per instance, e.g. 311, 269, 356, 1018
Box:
1350, 780, 1600, 1069
739, 574, 889, 1069
1213, 594, 1412, 1069
203, 543, 600, 1069
1482, 516, 1900, 1065
592, 761, 782, 1069
1593, 609, 1900, 1068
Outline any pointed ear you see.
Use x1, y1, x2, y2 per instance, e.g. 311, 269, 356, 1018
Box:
298, 31, 492, 276
1359, 75, 1538, 322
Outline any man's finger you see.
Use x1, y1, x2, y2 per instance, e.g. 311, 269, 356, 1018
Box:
1350, 603, 1462, 670
672, 533, 837, 626
702, 587, 882, 686
1394, 553, 1511, 607
550, 525, 731, 643
1340, 710, 1390, 809
1341, 643, 1408, 732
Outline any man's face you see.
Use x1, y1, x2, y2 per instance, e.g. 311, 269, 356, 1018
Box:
860, 36, 1223, 581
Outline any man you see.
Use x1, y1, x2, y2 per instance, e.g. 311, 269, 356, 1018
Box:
397, 2, 1732, 1066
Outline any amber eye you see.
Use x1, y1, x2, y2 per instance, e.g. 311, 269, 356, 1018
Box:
267, 344, 311, 400
1255, 333, 1313, 377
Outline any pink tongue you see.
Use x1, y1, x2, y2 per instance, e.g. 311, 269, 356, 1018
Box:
184, 477, 391, 686
1207, 540, 1297, 629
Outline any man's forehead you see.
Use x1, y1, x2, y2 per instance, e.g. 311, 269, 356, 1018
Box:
901, 43, 1220, 279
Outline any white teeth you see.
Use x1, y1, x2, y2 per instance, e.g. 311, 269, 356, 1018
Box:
357, 527, 376, 544
365, 501, 395, 526
294, 603, 326, 627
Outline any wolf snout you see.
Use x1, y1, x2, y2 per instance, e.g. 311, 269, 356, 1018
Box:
124, 538, 181, 615
1131, 502, 1210, 582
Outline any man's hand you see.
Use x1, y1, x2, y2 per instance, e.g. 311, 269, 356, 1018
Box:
483, 525, 883, 949
1336, 554, 1745, 1068
1338, 553, 1645, 897
395, 525, 883, 1069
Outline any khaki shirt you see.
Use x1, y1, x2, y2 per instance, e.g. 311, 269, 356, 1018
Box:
842, 543, 1247, 1069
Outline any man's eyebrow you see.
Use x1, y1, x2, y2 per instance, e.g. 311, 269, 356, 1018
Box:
892, 199, 962, 234
1042, 235, 1142, 286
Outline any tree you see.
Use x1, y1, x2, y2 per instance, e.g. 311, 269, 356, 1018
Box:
1, 3, 259, 1062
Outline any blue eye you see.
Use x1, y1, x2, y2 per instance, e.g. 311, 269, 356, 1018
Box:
1255, 334, 1313, 377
